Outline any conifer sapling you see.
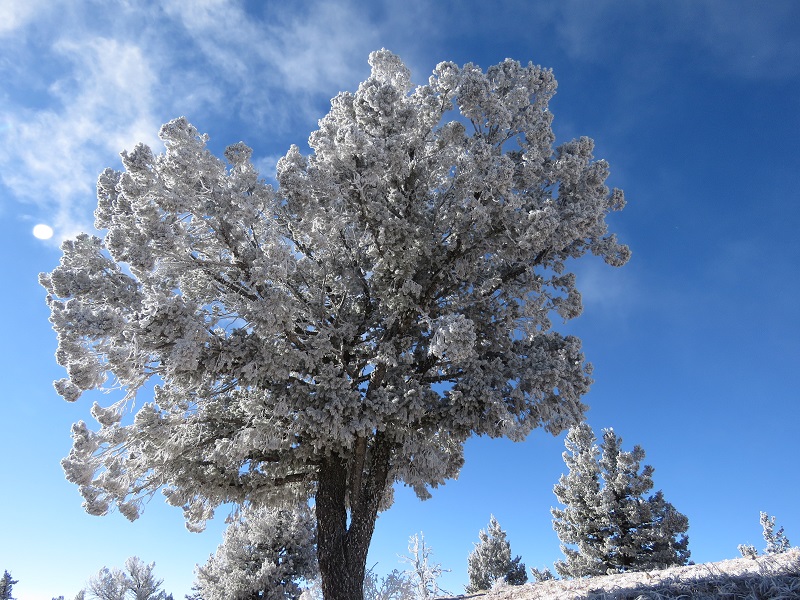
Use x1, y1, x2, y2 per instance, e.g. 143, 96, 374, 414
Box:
552, 424, 690, 577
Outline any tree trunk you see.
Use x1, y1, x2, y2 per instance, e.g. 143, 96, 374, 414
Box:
316, 434, 391, 600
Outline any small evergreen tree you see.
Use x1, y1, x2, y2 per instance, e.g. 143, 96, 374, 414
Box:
761, 512, 791, 555
86, 567, 127, 600
465, 516, 527, 592
739, 512, 792, 558
737, 543, 759, 559
552, 424, 690, 577
125, 557, 167, 600
194, 504, 317, 600
550, 423, 606, 578
0, 571, 17, 600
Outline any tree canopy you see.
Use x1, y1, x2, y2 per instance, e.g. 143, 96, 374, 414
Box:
42, 49, 629, 599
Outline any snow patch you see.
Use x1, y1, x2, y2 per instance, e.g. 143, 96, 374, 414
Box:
441, 549, 799, 599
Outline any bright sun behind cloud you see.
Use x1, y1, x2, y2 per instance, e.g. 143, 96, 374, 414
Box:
32, 223, 54, 239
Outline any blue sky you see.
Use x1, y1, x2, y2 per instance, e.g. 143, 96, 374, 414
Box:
1, 0, 799, 597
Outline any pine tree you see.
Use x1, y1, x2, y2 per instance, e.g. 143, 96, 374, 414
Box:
739, 512, 792, 557
529, 566, 555, 582
43, 50, 629, 600
761, 512, 791, 555
550, 423, 606, 578
552, 424, 690, 577
86, 566, 128, 600
466, 516, 527, 592
194, 504, 317, 600
0, 571, 17, 600
125, 557, 167, 600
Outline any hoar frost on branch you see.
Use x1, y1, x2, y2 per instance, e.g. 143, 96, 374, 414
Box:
41, 49, 629, 600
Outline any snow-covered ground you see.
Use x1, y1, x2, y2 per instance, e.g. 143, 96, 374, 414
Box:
441, 549, 800, 599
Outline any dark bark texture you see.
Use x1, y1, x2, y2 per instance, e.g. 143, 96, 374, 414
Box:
315, 434, 392, 600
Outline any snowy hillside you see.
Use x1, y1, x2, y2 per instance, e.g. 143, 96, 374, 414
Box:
441, 549, 799, 599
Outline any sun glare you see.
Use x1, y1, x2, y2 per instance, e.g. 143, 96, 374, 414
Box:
33, 224, 54, 240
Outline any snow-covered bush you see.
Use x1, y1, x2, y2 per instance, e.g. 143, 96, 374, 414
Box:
362, 567, 414, 600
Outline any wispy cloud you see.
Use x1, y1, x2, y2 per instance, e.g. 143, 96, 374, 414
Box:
0, 0, 48, 37
0, 32, 161, 240
0, 0, 388, 240
162, 0, 381, 127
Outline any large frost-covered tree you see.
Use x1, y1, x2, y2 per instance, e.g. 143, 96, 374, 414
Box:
552, 424, 690, 577
466, 516, 527, 592
41, 50, 629, 600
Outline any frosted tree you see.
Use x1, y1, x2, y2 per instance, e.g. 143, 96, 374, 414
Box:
761, 512, 791, 555
86, 567, 127, 600
86, 558, 169, 600
194, 504, 317, 600
738, 512, 792, 558
400, 533, 448, 599
0, 571, 17, 600
125, 557, 168, 600
466, 516, 527, 592
550, 422, 605, 577
362, 568, 414, 600
529, 566, 555, 582
552, 424, 690, 577
42, 50, 629, 600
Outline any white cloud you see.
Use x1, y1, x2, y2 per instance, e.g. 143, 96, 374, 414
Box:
0, 0, 432, 240
162, 0, 381, 126
0, 0, 49, 36
0, 34, 160, 239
